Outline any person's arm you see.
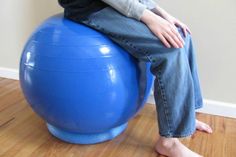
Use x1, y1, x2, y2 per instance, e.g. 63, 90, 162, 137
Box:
102, 0, 185, 48
139, 0, 157, 10
101, 0, 148, 21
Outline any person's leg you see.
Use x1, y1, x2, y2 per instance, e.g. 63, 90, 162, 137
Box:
183, 35, 203, 110
69, 7, 203, 156
184, 35, 212, 133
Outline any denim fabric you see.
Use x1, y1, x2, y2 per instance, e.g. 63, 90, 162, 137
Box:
70, 6, 204, 137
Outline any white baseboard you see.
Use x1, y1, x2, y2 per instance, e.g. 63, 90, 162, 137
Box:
0, 67, 19, 80
147, 95, 236, 118
1, 67, 236, 118
196, 99, 236, 118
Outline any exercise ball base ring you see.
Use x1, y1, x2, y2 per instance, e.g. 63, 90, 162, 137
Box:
46, 122, 128, 144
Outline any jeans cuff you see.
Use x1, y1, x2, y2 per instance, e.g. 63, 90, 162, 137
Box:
159, 118, 196, 138
195, 99, 204, 110
159, 127, 196, 138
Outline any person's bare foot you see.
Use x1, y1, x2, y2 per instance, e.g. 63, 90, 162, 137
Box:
155, 137, 203, 157
196, 119, 213, 133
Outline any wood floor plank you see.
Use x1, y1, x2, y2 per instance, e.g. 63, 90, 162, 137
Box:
0, 86, 24, 112
0, 81, 19, 97
0, 78, 236, 157
0, 79, 16, 88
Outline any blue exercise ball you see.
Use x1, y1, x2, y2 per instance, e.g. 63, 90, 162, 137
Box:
19, 14, 154, 144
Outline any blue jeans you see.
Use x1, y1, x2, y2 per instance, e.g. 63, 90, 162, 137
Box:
70, 6, 204, 137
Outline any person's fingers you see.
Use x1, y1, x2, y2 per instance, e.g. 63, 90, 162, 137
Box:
186, 25, 192, 34
157, 33, 171, 48
163, 31, 179, 48
173, 21, 188, 38
180, 24, 189, 37
167, 30, 183, 48
177, 22, 192, 35
170, 24, 185, 46
183, 27, 187, 37
167, 26, 184, 48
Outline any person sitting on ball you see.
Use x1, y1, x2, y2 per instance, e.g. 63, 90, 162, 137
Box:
58, 0, 213, 156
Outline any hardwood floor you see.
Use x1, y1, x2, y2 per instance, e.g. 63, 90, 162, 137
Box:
0, 77, 235, 157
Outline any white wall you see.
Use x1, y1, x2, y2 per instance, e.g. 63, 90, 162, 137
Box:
0, 0, 62, 69
0, 0, 236, 104
157, 0, 236, 104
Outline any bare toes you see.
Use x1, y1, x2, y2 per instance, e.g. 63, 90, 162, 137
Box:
196, 120, 213, 133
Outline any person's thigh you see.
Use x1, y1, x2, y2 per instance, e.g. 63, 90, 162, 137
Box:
76, 7, 186, 63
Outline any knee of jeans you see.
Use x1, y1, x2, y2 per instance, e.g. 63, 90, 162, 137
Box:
176, 26, 192, 42
185, 32, 193, 43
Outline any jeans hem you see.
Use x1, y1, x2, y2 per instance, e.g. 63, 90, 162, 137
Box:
159, 127, 196, 138
195, 104, 203, 110
195, 100, 204, 110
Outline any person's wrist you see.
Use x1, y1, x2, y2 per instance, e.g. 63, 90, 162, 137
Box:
152, 6, 169, 19
140, 9, 156, 24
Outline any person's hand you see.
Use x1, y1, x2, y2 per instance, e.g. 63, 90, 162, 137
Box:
161, 14, 191, 37
151, 6, 192, 37
141, 9, 185, 48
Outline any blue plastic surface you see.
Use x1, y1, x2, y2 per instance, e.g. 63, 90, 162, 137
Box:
19, 14, 154, 144
47, 122, 128, 144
